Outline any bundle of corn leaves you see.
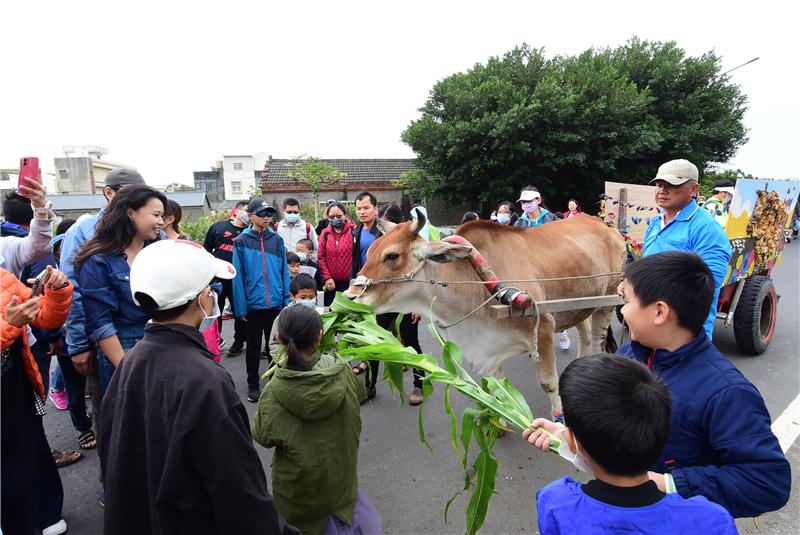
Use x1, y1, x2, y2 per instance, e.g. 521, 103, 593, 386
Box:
305, 294, 560, 534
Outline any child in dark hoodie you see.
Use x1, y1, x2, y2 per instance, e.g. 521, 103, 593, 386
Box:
253, 305, 381, 535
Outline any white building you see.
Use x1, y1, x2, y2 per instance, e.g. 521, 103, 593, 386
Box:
223, 152, 268, 200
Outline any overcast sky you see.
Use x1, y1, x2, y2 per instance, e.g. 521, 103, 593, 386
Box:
3, 0, 797, 186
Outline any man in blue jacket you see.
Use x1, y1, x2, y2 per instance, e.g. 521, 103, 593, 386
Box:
525, 251, 791, 519
232, 199, 291, 402
643, 159, 732, 340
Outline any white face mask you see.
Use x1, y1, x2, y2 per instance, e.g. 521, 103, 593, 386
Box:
198, 290, 220, 332
297, 252, 308, 262
558, 431, 594, 475
296, 298, 316, 309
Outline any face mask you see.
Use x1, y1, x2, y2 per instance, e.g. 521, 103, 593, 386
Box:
521, 200, 540, 213
198, 290, 220, 332
497, 213, 511, 225
490, 214, 497, 221
240, 213, 250, 226
297, 298, 316, 309
296, 252, 307, 262
558, 434, 594, 475
330, 217, 346, 229
285, 213, 300, 224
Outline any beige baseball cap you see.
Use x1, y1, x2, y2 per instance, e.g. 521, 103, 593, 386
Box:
649, 159, 699, 186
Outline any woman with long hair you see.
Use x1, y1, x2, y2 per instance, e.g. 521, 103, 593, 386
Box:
73, 185, 166, 392
253, 305, 380, 535
563, 199, 582, 219
163, 199, 187, 240
317, 201, 356, 307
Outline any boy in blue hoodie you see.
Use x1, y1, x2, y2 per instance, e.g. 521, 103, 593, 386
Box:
532, 354, 736, 534
526, 251, 791, 519
233, 199, 291, 403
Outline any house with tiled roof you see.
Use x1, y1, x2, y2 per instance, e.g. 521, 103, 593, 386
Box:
259, 157, 417, 210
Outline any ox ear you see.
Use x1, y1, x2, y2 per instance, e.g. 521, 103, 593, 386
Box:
409, 208, 426, 236
376, 218, 397, 235
414, 240, 472, 264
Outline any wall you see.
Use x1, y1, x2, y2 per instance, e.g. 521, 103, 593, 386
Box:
53, 157, 95, 194
223, 155, 258, 200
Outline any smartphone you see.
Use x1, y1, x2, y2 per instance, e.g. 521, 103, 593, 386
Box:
18, 156, 41, 191
30, 269, 48, 298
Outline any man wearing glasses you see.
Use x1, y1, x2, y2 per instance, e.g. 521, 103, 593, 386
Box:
276, 197, 319, 261
232, 200, 291, 402
643, 159, 732, 340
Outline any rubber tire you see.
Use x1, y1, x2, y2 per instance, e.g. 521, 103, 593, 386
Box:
733, 275, 777, 355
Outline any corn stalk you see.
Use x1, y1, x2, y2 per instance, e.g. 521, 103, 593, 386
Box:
312, 293, 560, 535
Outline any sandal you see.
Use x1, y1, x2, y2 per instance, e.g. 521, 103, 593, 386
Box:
351, 362, 368, 375
52, 449, 82, 469
79, 429, 97, 450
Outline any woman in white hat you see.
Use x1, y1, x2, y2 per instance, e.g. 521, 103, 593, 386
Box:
514, 186, 557, 228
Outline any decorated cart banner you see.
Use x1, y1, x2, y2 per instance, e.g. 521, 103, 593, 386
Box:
722, 178, 799, 285
602, 181, 659, 242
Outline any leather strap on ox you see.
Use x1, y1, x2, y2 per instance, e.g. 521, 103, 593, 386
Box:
441, 235, 533, 311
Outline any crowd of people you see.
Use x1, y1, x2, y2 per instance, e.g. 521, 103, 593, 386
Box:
0, 158, 792, 534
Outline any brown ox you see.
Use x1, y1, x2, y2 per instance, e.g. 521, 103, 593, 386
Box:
346, 214, 626, 416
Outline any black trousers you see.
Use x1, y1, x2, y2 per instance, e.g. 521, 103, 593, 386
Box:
245, 309, 281, 387
398, 314, 425, 389
56, 354, 92, 433
1, 353, 63, 534
218, 279, 246, 348
323, 279, 352, 307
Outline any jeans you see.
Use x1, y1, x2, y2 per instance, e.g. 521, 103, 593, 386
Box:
218, 279, 246, 348
96, 325, 145, 394
51, 362, 64, 392
56, 354, 92, 433
245, 309, 281, 387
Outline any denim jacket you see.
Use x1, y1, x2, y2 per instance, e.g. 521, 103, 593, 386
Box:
77, 251, 149, 344
61, 212, 101, 356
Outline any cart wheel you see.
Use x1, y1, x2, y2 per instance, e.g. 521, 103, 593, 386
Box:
733, 275, 777, 355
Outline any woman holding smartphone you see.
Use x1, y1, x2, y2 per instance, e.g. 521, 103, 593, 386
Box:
72, 186, 167, 393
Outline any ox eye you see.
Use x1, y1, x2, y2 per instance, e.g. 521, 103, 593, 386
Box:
384, 252, 400, 262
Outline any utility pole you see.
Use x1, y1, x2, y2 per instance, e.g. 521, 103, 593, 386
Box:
721, 57, 760, 77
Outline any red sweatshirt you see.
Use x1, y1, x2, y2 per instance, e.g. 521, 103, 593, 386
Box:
318, 223, 355, 282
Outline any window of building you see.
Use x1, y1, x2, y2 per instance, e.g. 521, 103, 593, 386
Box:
232, 181, 242, 193
233, 162, 243, 171
58, 169, 68, 179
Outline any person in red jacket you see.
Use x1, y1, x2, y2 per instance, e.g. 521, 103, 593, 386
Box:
1, 265, 72, 535
317, 201, 355, 307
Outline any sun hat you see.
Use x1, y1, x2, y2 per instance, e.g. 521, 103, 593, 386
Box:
130, 240, 236, 311
517, 189, 542, 202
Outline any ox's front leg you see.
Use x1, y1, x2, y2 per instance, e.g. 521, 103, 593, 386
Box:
575, 318, 592, 357
533, 313, 561, 418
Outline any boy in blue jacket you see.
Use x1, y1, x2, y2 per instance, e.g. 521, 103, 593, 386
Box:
232, 200, 291, 403
526, 251, 791, 519
531, 354, 736, 534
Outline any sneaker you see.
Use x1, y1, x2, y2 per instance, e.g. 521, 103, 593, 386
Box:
409, 387, 424, 406
261, 350, 270, 360
361, 387, 377, 405
221, 311, 233, 320
247, 384, 260, 403
42, 518, 67, 535
219, 338, 227, 350
225, 343, 244, 357
558, 331, 571, 351
49, 389, 68, 411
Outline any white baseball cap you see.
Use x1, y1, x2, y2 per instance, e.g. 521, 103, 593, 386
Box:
650, 159, 699, 185
130, 240, 236, 311
517, 189, 542, 202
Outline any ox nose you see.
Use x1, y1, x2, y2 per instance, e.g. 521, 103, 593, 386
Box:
343, 276, 369, 300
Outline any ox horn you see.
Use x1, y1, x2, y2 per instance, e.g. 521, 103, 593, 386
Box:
376, 218, 397, 234
409, 208, 426, 236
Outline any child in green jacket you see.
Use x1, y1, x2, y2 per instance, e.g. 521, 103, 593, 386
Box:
253, 305, 381, 535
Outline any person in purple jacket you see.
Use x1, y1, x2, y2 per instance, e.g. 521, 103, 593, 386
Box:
525, 251, 791, 519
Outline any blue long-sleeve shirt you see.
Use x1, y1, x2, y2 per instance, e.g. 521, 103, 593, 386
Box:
232, 227, 291, 316
76, 252, 149, 343
61, 212, 101, 356
643, 200, 732, 340
618, 335, 791, 518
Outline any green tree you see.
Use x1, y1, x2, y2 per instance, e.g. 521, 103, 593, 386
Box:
284, 155, 347, 221
401, 39, 748, 211
165, 182, 196, 192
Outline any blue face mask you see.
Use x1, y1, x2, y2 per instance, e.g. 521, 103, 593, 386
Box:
285, 213, 300, 224
296, 298, 316, 309
497, 213, 511, 224
297, 252, 308, 262
198, 291, 220, 332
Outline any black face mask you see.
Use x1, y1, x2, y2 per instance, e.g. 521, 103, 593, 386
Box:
330, 218, 346, 229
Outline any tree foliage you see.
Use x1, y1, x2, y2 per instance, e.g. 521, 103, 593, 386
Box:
285, 155, 347, 221
165, 182, 196, 192
401, 38, 748, 211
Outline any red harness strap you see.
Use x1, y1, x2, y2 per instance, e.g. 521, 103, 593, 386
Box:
646, 349, 656, 369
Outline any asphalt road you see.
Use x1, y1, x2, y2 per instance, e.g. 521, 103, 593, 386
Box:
43, 243, 800, 534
